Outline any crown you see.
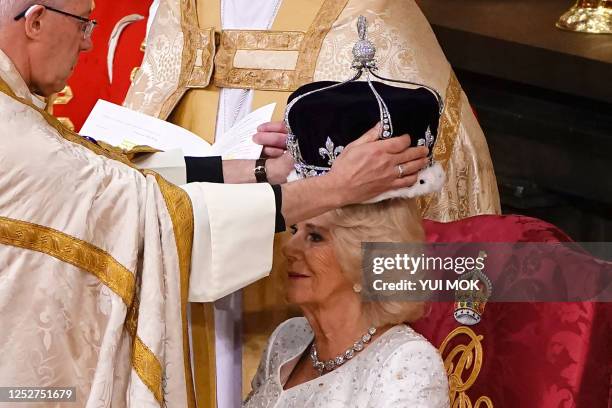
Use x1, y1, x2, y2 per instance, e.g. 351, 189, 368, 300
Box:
284, 17, 446, 201
454, 252, 493, 326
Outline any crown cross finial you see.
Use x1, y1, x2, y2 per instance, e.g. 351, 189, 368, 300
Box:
358, 15, 367, 40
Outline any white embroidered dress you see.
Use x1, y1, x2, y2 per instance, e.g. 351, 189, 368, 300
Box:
244, 317, 450, 408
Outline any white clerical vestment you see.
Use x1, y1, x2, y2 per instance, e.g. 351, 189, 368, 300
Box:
0, 48, 276, 407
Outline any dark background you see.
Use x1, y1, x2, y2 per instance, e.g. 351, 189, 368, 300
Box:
418, 0, 612, 243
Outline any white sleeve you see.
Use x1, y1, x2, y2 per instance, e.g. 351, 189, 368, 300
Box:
182, 182, 276, 302
133, 149, 187, 186
371, 340, 450, 407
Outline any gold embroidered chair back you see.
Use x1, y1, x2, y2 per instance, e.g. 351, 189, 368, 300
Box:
439, 327, 493, 408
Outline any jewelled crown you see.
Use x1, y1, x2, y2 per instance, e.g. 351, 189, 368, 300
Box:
284, 16, 446, 201
454, 252, 493, 326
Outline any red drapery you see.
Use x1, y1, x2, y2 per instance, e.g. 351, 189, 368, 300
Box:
413, 215, 611, 407
51, 2, 152, 130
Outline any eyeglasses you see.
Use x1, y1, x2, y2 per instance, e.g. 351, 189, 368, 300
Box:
14, 5, 97, 39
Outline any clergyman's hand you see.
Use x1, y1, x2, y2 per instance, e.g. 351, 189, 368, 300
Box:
253, 121, 288, 158
266, 153, 295, 184
278, 123, 429, 227
327, 123, 429, 206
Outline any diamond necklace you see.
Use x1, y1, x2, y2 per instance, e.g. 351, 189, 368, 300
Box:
309, 326, 377, 376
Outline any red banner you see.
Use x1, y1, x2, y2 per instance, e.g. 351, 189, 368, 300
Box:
51, 1, 152, 131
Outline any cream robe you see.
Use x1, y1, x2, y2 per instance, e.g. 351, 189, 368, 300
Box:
0, 49, 275, 407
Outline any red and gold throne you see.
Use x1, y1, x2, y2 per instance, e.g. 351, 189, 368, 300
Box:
414, 215, 611, 408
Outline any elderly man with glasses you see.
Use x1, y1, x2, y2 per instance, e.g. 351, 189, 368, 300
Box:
4, 2, 96, 97
0, 0, 429, 406
14, 4, 97, 36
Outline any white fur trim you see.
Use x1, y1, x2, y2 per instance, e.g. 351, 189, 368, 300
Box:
287, 162, 445, 204
364, 162, 446, 203
287, 170, 300, 182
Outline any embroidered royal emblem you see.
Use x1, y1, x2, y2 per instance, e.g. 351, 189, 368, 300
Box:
454, 252, 492, 326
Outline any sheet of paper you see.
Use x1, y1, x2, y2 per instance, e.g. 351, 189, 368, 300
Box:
211, 103, 276, 160
81, 100, 276, 160
81, 100, 212, 156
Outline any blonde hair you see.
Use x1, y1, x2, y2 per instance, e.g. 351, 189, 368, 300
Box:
326, 198, 426, 326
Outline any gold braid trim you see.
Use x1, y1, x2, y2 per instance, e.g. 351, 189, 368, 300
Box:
143, 170, 197, 408
214, 30, 305, 91
96, 140, 162, 162
0, 77, 166, 405
122, 276, 166, 405
159, 0, 208, 119
213, 0, 348, 91
190, 302, 217, 408
433, 71, 463, 167
125, 296, 140, 336
293, 0, 349, 88
0, 216, 166, 401
418, 71, 463, 214
0, 215, 163, 404
132, 336, 164, 403
0, 216, 136, 305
